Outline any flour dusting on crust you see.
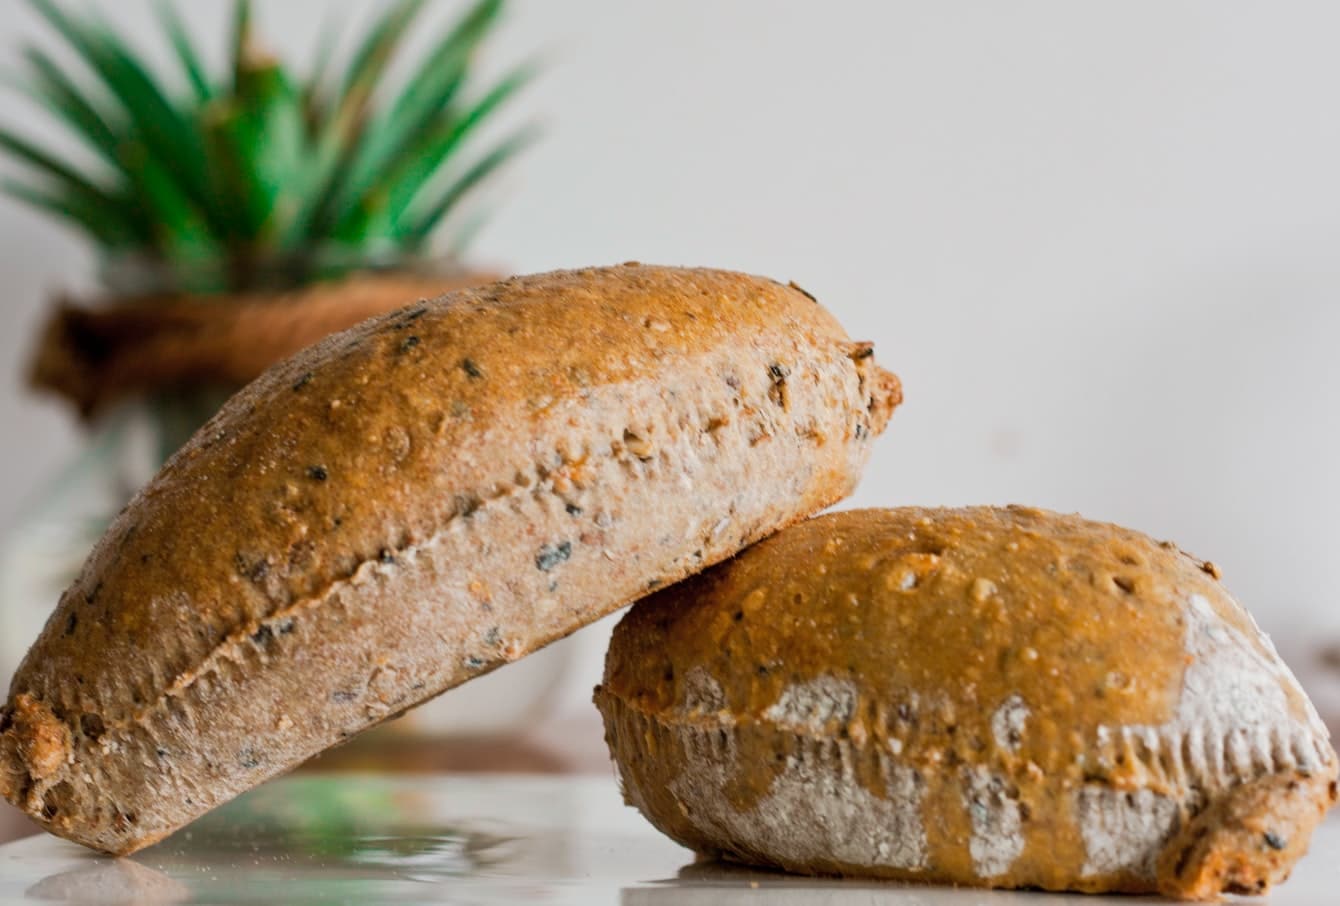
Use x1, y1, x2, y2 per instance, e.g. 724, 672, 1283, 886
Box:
600, 508, 1339, 898
963, 765, 1024, 877
763, 676, 858, 731
681, 666, 726, 714
1077, 786, 1178, 878
1179, 594, 1292, 736
991, 694, 1029, 754
663, 676, 927, 871
670, 730, 929, 872
1074, 592, 1331, 874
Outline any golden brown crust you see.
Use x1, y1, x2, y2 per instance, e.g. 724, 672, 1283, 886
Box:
1154, 769, 1335, 898
1, 264, 900, 854
596, 506, 1337, 900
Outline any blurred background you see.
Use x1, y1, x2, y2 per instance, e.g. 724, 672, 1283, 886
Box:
1, 0, 1339, 839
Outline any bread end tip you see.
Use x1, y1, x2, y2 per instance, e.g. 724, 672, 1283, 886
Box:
845, 341, 901, 438
867, 365, 902, 437
0, 694, 71, 810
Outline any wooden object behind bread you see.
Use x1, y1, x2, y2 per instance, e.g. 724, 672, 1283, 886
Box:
31, 271, 495, 418
0, 264, 901, 855
596, 507, 1338, 900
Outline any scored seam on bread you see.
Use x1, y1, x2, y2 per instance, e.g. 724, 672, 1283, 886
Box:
595, 686, 1336, 894
92, 408, 768, 739
19, 335, 899, 747
595, 688, 1332, 798
2, 403, 773, 809
3, 340, 898, 851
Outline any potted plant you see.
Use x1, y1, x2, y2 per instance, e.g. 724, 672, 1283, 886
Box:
0, 0, 562, 739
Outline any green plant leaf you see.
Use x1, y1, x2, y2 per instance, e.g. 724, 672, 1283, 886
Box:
209, 1, 298, 245
156, 0, 211, 102
336, 0, 426, 114
15, 50, 220, 252
402, 125, 538, 243
1, 178, 135, 247
132, 148, 218, 259
20, 48, 122, 165
0, 124, 118, 207
301, 14, 343, 130
230, 0, 253, 95
204, 61, 304, 242
329, 0, 505, 230
442, 206, 491, 258
337, 60, 537, 240
281, 0, 427, 246
387, 0, 503, 126
28, 0, 219, 233
1, 0, 539, 291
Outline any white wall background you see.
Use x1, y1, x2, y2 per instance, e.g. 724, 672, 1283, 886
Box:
0, 1, 1338, 717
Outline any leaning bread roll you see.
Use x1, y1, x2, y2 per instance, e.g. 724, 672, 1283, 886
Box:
0, 264, 901, 855
596, 506, 1337, 900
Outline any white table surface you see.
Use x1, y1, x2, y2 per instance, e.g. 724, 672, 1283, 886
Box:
1, 774, 1337, 905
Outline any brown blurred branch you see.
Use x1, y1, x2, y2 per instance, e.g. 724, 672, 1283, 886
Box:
30, 272, 496, 420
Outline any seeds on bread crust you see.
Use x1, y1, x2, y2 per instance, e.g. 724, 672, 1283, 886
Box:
595, 506, 1337, 900
0, 264, 901, 855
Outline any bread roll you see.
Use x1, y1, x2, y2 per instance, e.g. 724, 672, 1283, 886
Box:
596, 506, 1337, 899
0, 264, 901, 855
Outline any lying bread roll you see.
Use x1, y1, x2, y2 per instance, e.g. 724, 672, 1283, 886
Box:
0, 265, 901, 855
596, 506, 1337, 900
